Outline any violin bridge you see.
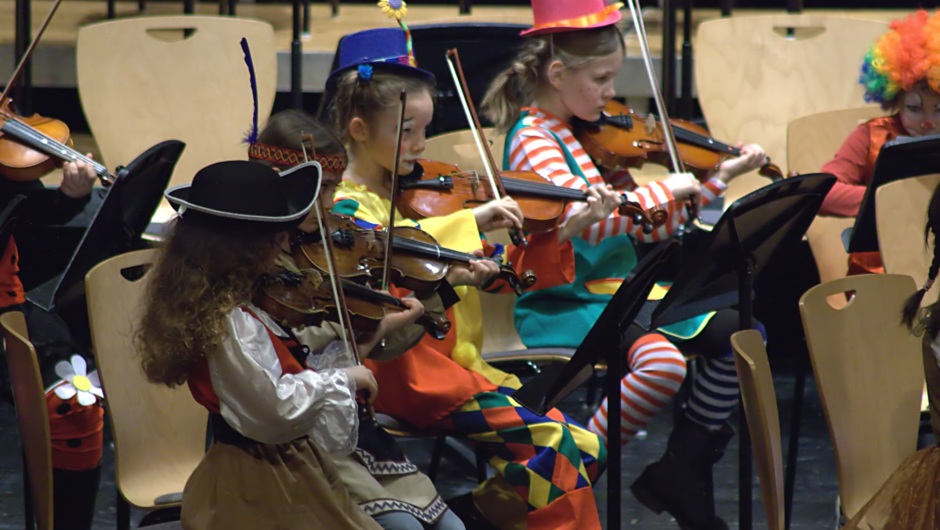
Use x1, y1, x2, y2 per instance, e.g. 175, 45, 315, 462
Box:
644, 114, 657, 134
470, 171, 479, 195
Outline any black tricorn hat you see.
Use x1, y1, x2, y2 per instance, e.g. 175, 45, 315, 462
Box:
165, 160, 321, 234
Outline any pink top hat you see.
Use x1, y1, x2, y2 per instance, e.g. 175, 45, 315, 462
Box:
521, 0, 624, 37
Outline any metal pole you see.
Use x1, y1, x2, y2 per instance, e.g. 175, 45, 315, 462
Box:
13, 0, 32, 115
680, 0, 693, 120
719, 0, 732, 17
660, 0, 677, 116
291, 0, 303, 108
738, 261, 754, 530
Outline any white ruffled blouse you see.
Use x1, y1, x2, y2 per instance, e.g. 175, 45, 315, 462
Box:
205, 305, 359, 453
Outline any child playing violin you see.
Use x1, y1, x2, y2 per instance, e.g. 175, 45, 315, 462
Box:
249, 109, 466, 530
819, 9, 940, 275
483, 1, 766, 528
137, 159, 417, 529
840, 181, 940, 530
326, 12, 619, 529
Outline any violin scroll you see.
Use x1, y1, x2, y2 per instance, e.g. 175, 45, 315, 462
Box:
617, 199, 668, 235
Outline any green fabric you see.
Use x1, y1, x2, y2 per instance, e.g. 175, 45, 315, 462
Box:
505, 112, 710, 348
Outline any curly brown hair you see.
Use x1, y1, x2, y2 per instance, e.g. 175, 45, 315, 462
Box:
137, 219, 282, 386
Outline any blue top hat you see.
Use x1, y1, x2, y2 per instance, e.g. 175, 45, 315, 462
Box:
326, 27, 435, 91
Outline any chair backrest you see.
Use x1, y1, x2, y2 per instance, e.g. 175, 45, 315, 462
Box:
786, 106, 886, 303
77, 16, 276, 224
423, 127, 505, 175
876, 174, 940, 289
799, 273, 923, 520
696, 15, 886, 203
730, 329, 784, 530
85, 249, 207, 509
1, 311, 53, 530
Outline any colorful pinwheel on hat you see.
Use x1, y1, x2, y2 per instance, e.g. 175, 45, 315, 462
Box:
53, 354, 104, 407
378, 0, 416, 67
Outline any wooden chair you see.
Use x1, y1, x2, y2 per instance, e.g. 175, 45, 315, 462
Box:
876, 174, 940, 416
696, 15, 885, 204
76, 16, 276, 225
85, 249, 207, 530
799, 274, 923, 522
1, 312, 54, 530
787, 106, 886, 305
876, 174, 940, 289
730, 329, 785, 530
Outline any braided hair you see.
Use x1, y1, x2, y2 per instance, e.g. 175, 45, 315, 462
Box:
482, 25, 625, 133
901, 181, 940, 336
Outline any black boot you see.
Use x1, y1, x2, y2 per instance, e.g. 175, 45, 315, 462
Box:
630, 414, 734, 530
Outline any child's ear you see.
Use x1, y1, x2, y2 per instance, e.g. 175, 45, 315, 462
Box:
547, 60, 565, 90
349, 117, 369, 143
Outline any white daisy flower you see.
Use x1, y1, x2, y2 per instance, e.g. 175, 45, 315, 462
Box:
53, 355, 104, 406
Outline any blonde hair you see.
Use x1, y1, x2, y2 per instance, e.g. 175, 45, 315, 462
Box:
330, 69, 435, 145
482, 26, 625, 132
137, 219, 281, 386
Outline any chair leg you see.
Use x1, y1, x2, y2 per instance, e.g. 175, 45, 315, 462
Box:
117, 492, 131, 530
474, 445, 488, 484
784, 352, 808, 530
427, 435, 447, 483
107, 0, 116, 19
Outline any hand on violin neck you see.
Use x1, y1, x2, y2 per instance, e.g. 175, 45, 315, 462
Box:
714, 143, 768, 183
445, 251, 500, 288
472, 196, 524, 233
60, 153, 97, 199
558, 184, 622, 243
375, 296, 425, 337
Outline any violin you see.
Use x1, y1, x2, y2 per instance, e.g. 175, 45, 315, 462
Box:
577, 101, 784, 183
398, 158, 667, 234
254, 261, 451, 340
0, 99, 115, 186
0, 0, 115, 187
292, 214, 535, 295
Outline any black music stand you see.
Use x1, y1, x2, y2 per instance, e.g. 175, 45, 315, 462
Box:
26, 140, 185, 312
512, 239, 679, 530
847, 133, 940, 253
637, 173, 835, 530
316, 23, 527, 136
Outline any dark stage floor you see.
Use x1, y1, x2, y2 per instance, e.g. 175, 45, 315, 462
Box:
0, 360, 844, 530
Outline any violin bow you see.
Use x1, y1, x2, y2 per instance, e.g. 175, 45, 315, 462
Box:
445, 48, 527, 248
625, 0, 700, 221
0, 0, 65, 105
382, 90, 408, 291
313, 189, 377, 417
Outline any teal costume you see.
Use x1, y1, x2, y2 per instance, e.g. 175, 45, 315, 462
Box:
505, 113, 711, 348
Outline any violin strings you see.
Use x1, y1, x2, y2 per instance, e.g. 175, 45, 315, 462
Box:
4, 117, 107, 173
443, 172, 587, 200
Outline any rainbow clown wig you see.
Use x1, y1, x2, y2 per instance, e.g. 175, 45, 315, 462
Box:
860, 10, 940, 105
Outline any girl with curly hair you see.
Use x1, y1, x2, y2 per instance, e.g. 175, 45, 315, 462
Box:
821, 9, 940, 275
137, 160, 409, 529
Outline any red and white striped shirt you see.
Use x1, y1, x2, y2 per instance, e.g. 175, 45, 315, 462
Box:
507, 107, 726, 245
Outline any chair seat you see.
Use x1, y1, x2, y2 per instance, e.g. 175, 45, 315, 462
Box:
481, 348, 576, 364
